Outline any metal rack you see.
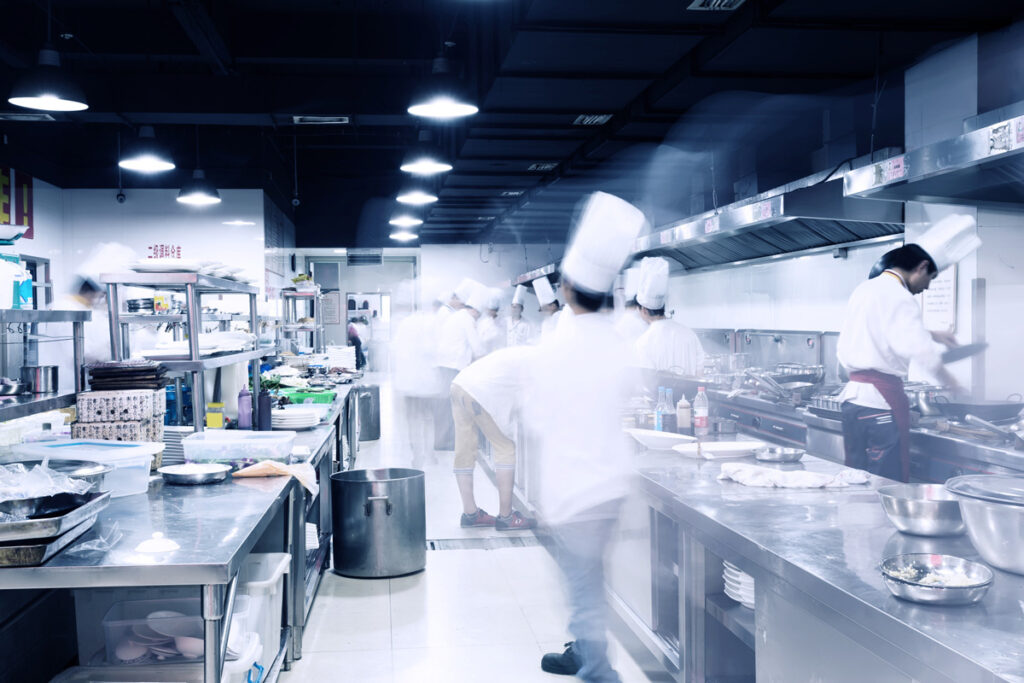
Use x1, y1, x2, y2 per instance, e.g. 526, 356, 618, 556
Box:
0, 309, 89, 421
100, 272, 268, 432
281, 289, 325, 354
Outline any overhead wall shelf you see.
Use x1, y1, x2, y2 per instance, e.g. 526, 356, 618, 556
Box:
100, 273, 257, 295
512, 263, 559, 288
844, 111, 1024, 207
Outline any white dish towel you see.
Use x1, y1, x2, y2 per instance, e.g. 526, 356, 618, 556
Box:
717, 462, 870, 488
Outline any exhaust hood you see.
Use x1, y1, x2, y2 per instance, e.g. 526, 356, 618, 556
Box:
512, 262, 559, 288
844, 110, 1024, 207
633, 173, 904, 270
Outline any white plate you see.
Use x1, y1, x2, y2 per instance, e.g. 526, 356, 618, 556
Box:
132, 259, 202, 273
724, 586, 755, 609
724, 569, 754, 585
672, 440, 765, 459
724, 577, 755, 595
625, 428, 696, 450
146, 611, 203, 639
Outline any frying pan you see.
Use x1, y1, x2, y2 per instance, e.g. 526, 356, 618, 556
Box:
931, 396, 1024, 423
941, 343, 988, 364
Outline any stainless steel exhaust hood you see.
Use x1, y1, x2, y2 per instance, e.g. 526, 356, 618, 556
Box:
844, 110, 1024, 207
512, 262, 559, 288
633, 173, 904, 270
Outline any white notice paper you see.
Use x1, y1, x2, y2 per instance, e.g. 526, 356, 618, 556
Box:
920, 265, 957, 333
323, 291, 342, 325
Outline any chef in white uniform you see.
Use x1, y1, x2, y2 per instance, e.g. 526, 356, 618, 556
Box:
837, 214, 979, 482
613, 266, 647, 343
524, 191, 647, 681
476, 287, 504, 356
434, 281, 486, 450
506, 284, 535, 346
534, 276, 561, 342
392, 282, 443, 467
633, 257, 704, 375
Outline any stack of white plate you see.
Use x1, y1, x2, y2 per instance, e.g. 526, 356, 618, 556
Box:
723, 561, 755, 609
162, 426, 192, 466
271, 406, 320, 430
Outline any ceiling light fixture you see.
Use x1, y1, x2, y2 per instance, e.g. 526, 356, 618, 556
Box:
177, 127, 220, 206
222, 220, 256, 226
389, 215, 424, 229
119, 126, 175, 173
389, 230, 419, 242
8, 4, 88, 112
408, 54, 478, 120
396, 189, 438, 206
400, 129, 452, 176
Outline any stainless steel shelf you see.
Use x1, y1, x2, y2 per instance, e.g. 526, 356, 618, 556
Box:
100, 272, 257, 295
282, 290, 320, 298
157, 348, 273, 372
0, 392, 76, 421
706, 592, 755, 650
119, 313, 249, 324
0, 309, 91, 323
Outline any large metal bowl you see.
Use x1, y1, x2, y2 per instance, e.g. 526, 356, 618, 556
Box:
947, 475, 1024, 575
879, 554, 992, 605
755, 446, 805, 463
878, 484, 965, 537
158, 463, 231, 486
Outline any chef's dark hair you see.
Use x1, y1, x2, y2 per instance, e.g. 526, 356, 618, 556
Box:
624, 296, 638, 308
641, 305, 666, 317
566, 285, 604, 312
869, 245, 936, 279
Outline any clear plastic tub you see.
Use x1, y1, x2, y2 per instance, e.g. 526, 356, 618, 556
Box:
102, 598, 201, 665
182, 431, 296, 470
238, 553, 290, 670
10, 440, 160, 497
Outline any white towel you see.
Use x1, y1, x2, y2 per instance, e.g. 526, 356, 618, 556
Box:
717, 462, 870, 488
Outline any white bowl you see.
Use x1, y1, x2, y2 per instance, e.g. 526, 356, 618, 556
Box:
175, 635, 204, 658
147, 610, 203, 638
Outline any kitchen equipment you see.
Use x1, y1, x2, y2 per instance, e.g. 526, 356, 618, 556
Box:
754, 446, 805, 463
158, 463, 231, 486
879, 554, 992, 605
0, 379, 26, 395
714, 418, 737, 435
182, 430, 296, 469
20, 365, 58, 394
963, 414, 1024, 450
927, 397, 1024, 422
0, 491, 109, 543
673, 441, 764, 459
744, 369, 817, 402
0, 491, 93, 519
946, 474, 1024, 575
941, 342, 988, 364
12, 441, 161, 498
773, 363, 825, 384
0, 515, 97, 567
4, 459, 112, 493
877, 484, 965, 536
332, 468, 426, 578
625, 428, 696, 450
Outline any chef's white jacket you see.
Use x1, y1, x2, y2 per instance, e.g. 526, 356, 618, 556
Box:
506, 317, 535, 347
476, 315, 503, 356
539, 310, 560, 342
523, 311, 638, 525
452, 345, 536, 438
634, 318, 704, 376
837, 271, 945, 410
391, 311, 442, 397
614, 308, 648, 344
436, 308, 485, 371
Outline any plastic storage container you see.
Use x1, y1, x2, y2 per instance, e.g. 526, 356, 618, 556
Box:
10, 440, 160, 497
182, 431, 296, 469
102, 598, 201, 665
238, 553, 290, 669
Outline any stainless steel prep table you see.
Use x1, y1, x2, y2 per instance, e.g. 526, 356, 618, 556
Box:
0, 419, 340, 683
618, 452, 1024, 682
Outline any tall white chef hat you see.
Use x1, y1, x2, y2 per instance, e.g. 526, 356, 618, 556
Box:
465, 285, 491, 313
913, 214, 980, 272
486, 287, 503, 311
512, 284, 528, 306
453, 278, 480, 303
560, 191, 648, 294
533, 276, 556, 307
622, 266, 641, 302
636, 257, 670, 310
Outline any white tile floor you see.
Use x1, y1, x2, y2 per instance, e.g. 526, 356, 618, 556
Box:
281, 377, 651, 682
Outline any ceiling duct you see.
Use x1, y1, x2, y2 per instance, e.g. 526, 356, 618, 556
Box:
844, 106, 1024, 207
687, 0, 747, 10
634, 170, 904, 271
347, 249, 383, 266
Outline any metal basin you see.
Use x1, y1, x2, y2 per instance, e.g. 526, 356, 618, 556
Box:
947, 475, 1024, 575
878, 484, 965, 537
755, 446, 805, 463
879, 553, 992, 606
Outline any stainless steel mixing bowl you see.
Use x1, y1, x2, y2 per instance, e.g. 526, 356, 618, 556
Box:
947, 475, 1024, 575
879, 553, 992, 606
754, 446, 805, 463
878, 484, 965, 537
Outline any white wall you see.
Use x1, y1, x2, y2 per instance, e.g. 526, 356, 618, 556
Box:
976, 207, 1024, 400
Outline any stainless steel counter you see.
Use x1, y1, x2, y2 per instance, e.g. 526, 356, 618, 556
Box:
631, 451, 1024, 682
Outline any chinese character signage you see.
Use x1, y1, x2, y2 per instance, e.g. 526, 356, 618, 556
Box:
147, 244, 182, 259
0, 167, 35, 239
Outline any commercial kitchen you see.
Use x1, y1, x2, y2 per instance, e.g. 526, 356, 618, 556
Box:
2, 2, 1024, 682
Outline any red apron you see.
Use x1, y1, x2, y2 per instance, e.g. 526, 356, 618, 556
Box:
848, 369, 911, 481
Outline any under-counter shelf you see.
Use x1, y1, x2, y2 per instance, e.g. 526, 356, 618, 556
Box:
0, 392, 76, 421
706, 592, 755, 650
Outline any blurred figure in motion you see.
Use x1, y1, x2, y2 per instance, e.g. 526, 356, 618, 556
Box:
534, 276, 561, 342
634, 257, 704, 375
476, 286, 504, 356
525, 192, 647, 682
613, 265, 646, 344
451, 346, 537, 530
391, 282, 442, 468
347, 319, 366, 370
506, 284, 535, 346
434, 280, 486, 451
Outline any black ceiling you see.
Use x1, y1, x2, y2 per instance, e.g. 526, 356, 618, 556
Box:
0, 0, 1020, 247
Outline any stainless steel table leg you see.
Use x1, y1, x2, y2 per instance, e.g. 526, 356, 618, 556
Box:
285, 481, 306, 665
202, 583, 226, 683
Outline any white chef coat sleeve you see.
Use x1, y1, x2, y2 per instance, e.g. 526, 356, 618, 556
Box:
885, 296, 944, 374
465, 314, 486, 360
633, 331, 655, 369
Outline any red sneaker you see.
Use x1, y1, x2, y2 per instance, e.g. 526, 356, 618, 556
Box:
460, 508, 497, 527
495, 511, 537, 531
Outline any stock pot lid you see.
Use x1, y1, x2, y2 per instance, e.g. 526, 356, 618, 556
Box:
946, 474, 1024, 505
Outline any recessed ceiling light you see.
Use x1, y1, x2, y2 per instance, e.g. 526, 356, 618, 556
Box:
389, 230, 419, 242
500, 190, 523, 197
389, 215, 423, 228
572, 114, 612, 126
528, 162, 558, 172
0, 111, 55, 122
223, 220, 256, 226
333, 249, 347, 254
396, 189, 438, 205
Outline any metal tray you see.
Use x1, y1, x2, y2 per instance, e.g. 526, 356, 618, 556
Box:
0, 491, 110, 543
0, 515, 97, 567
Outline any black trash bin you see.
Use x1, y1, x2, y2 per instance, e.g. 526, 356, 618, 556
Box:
358, 385, 380, 441
331, 468, 426, 578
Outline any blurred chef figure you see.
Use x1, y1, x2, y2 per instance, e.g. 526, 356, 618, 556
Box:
837, 214, 979, 482
434, 281, 487, 451
524, 191, 647, 682
476, 286, 505, 356
391, 280, 443, 467
534, 276, 561, 342
506, 285, 535, 346
613, 266, 646, 343
633, 257, 704, 376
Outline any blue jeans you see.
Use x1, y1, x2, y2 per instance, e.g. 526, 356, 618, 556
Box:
551, 502, 623, 683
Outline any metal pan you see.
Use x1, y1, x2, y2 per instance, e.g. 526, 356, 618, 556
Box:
941, 342, 988, 364
931, 397, 1024, 422
0, 515, 98, 567
0, 491, 110, 543
0, 491, 93, 520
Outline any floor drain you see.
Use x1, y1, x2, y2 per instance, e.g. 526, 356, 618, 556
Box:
426, 536, 541, 551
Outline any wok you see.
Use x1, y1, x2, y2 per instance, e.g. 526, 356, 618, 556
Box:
930, 396, 1024, 423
